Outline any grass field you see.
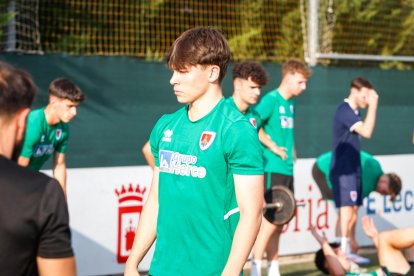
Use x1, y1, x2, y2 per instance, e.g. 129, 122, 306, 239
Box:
243, 250, 379, 276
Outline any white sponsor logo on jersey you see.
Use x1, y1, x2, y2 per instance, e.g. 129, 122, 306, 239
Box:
280, 116, 294, 128
162, 129, 173, 142
33, 144, 54, 157
159, 150, 206, 178
199, 131, 216, 151
279, 106, 285, 114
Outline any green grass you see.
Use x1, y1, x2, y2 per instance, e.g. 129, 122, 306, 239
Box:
243, 252, 379, 275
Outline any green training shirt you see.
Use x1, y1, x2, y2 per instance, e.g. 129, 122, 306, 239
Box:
255, 89, 295, 176
316, 151, 383, 198
20, 108, 69, 170
149, 98, 263, 276
226, 97, 263, 130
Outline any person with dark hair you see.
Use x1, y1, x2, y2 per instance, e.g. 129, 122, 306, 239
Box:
0, 62, 75, 275
125, 27, 264, 276
251, 58, 312, 276
18, 77, 85, 196
311, 217, 414, 276
330, 77, 379, 260
228, 61, 268, 129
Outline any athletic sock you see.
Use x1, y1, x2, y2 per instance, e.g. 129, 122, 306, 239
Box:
267, 260, 280, 276
250, 259, 262, 276
340, 237, 350, 255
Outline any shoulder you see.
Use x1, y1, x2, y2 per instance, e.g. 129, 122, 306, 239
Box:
27, 108, 45, 123
219, 98, 250, 125
0, 156, 55, 192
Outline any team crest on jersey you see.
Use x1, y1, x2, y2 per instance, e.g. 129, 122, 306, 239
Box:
279, 106, 285, 114
199, 131, 216, 151
56, 129, 62, 140
350, 191, 357, 202
249, 118, 257, 128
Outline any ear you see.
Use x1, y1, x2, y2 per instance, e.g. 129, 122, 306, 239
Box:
208, 65, 221, 83
16, 108, 30, 142
233, 78, 241, 91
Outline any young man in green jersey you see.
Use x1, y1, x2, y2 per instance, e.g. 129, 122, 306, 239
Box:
18, 78, 85, 195
227, 61, 268, 129
251, 58, 312, 276
141, 61, 269, 170
312, 217, 414, 276
125, 27, 264, 276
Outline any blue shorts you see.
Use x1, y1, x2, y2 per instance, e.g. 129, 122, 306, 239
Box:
330, 174, 362, 208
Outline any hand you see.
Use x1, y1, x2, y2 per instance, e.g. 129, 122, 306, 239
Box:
271, 146, 288, 160
310, 226, 327, 245
361, 216, 378, 241
366, 89, 379, 106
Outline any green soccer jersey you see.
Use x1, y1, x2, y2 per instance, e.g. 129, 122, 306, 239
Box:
149, 98, 263, 276
316, 151, 383, 198
226, 97, 263, 129
20, 108, 69, 170
255, 89, 295, 176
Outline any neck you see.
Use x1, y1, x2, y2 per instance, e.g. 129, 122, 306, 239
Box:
232, 94, 249, 113
188, 86, 223, 121
44, 104, 60, 125
0, 120, 15, 159
277, 83, 292, 100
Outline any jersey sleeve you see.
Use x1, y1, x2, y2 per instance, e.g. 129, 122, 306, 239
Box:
55, 126, 69, 154
223, 120, 264, 175
37, 178, 74, 258
254, 92, 276, 123
20, 112, 41, 158
340, 105, 362, 132
149, 116, 165, 168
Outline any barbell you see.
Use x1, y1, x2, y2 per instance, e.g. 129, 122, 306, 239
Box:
264, 185, 304, 226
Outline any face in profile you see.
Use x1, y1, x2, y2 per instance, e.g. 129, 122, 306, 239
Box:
353, 87, 369, 109
235, 77, 261, 106
286, 72, 307, 96
56, 98, 79, 123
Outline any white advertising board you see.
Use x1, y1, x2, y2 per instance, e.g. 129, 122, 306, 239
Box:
47, 154, 413, 275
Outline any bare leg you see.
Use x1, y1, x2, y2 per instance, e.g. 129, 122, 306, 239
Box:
378, 228, 414, 274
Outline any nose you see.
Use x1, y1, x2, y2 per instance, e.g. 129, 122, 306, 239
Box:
170, 71, 178, 86
71, 107, 77, 116
255, 88, 261, 96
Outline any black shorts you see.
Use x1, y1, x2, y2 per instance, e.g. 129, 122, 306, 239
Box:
263, 172, 294, 224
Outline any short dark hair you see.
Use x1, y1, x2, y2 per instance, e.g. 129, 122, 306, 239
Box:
314, 243, 340, 275
0, 61, 37, 118
350, 77, 373, 90
232, 62, 268, 87
166, 27, 231, 84
387, 173, 402, 202
282, 58, 312, 79
49, 78, 85, 102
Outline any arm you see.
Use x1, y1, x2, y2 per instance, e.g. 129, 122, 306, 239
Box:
258, 128, 287, 160
18, 156, 30, 167
53, 152, 67, 195
361, 216, 379, 248
354, 89, 378, 139
37, 257, 76, 276
222, 174, 263, 276
124, 167, 160, 276
310, 226, 346, 276
142, 141, 155, 170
